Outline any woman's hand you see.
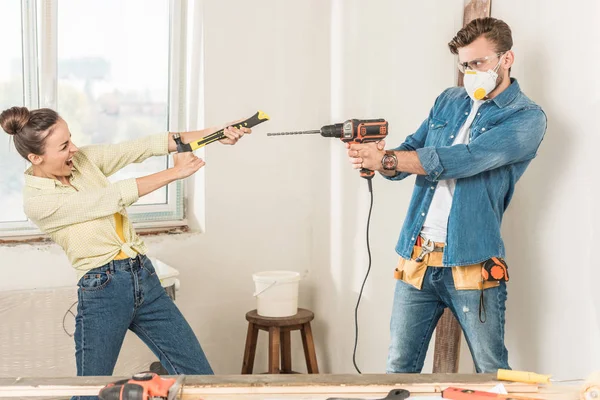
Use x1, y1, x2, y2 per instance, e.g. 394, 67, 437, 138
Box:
172, 152, 205, 179
219, 119, 252, 145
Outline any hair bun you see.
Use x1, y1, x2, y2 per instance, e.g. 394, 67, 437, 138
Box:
0, 106, 31, 136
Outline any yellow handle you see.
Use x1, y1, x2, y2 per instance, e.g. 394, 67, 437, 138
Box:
497, 369, 552, 384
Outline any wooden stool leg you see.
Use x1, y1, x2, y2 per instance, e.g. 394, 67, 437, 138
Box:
242, 322, 259, 374
280, 330, 292, 373
300, 322, 319, 373
268, 326, 281, 374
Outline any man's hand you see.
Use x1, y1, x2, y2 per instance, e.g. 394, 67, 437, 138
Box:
346, 140, 386, 172
172, 152, 205, 179
219, 118, 252, 145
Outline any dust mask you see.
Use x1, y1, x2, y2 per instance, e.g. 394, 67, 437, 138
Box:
463, 55, 505, 101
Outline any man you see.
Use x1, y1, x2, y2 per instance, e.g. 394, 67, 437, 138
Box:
347, 17, 546, 373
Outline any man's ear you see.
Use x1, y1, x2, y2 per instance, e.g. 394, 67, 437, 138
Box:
503, 50, 515, 71
27, 153, 43, 165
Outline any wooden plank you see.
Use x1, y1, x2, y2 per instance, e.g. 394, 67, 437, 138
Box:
463, 0, 492, 24
433, 0, 492, 373
0, 375, 576, 400
0, 374, 548, 398
456, 0, 493, 87
0, 373, 534, 388
433, 309, 463, 373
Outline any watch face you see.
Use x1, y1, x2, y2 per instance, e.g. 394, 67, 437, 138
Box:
383, 154, 397, 170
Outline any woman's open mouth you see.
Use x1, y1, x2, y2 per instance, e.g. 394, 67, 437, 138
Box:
66, 158, 73, 168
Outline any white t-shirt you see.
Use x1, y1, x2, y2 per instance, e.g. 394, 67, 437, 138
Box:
420, 100, 484, 243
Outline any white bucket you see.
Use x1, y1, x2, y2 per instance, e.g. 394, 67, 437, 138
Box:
252, 271, 301, 317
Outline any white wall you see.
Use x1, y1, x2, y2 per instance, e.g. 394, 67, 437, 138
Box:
312, 0, 470, 374
315, 0, 600, 378
2, 0, 599, 380
493, 0, 600, 379
0, 0, 331, 376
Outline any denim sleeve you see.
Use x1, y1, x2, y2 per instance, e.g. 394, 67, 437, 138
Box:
382, 91, 447, 181
416, 108, 547, 181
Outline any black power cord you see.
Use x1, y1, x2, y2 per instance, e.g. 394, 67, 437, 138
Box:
353, 177, 374, 374
62, 301, 78, 337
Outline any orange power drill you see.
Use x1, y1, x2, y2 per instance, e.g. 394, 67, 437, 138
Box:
99, 373, 184, 400
267, 118, 388, 179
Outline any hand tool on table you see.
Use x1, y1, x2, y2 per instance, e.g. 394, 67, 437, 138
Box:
267, 118, 388, 180
99, 372, 184, 400
173, 110, 270, 152
327, 388, 410, 400
442, 387, 538, 400
497, 369, 584, 385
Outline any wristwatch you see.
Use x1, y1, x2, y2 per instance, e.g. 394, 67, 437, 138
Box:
381, 150, 398, 171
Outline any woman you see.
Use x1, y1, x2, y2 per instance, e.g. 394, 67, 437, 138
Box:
0, 106, 250, 383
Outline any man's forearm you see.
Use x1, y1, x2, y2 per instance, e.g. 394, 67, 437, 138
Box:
136, 168, 179, 197
392, 150, 426, 175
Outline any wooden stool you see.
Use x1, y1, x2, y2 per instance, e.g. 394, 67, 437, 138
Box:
241, 308, 319, 374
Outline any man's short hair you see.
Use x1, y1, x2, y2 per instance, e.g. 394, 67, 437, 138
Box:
448, 17, 513, 55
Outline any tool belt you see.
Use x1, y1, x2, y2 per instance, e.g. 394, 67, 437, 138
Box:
393, 236, 509, 323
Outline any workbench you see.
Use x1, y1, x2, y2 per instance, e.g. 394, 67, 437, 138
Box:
0, 374, 580, 399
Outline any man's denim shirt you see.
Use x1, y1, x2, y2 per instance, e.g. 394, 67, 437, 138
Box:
386, 79, 547, 266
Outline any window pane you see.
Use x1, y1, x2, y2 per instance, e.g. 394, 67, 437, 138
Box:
57, 0, 170, 205
0, 2, 27, 223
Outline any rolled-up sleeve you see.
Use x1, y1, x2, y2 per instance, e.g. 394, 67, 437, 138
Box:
79, 133, 169, 177
116, 178, 140, 207
383, 117, 430, 181
416, 108, 547, 181
382, 90, 449, 182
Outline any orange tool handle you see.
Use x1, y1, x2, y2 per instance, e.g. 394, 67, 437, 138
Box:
442, 387, 538, 400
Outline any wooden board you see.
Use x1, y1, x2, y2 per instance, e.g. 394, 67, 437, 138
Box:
0, 374, 579, 399
432, 0, 492, 373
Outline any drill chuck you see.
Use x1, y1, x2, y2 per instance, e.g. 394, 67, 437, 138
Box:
319, 123, 344, 138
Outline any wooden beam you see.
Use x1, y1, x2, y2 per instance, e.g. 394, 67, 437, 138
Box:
464, 0, 492, 24
433, 309, 463, 373
0, 374, 556, 399
433, 0, 492, 373
456, 0, 492, 88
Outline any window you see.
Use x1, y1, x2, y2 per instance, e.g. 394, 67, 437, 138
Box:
0, 1, 29, 231
0, 0, 202, 237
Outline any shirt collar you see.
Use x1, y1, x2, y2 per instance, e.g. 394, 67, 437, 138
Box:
24, 166, 74, 190
491, 78, 521, 108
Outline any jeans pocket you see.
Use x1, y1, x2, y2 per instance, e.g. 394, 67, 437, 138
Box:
140, 256, 157, 276
79, 271, 112, 291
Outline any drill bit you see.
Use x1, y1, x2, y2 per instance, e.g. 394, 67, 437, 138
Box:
267, 130, 321, 136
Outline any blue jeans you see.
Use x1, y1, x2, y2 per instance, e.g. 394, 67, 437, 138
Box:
73, 255, 212, 400
386, 266, 509, 373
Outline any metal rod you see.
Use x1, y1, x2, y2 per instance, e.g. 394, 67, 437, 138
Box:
267, 130, 321, 136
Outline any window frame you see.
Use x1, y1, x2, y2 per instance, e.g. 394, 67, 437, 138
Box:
0, 0, 202, 239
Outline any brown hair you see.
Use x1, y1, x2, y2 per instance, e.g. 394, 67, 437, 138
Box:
0, 107, 60, 160
448, 17, 513, 55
